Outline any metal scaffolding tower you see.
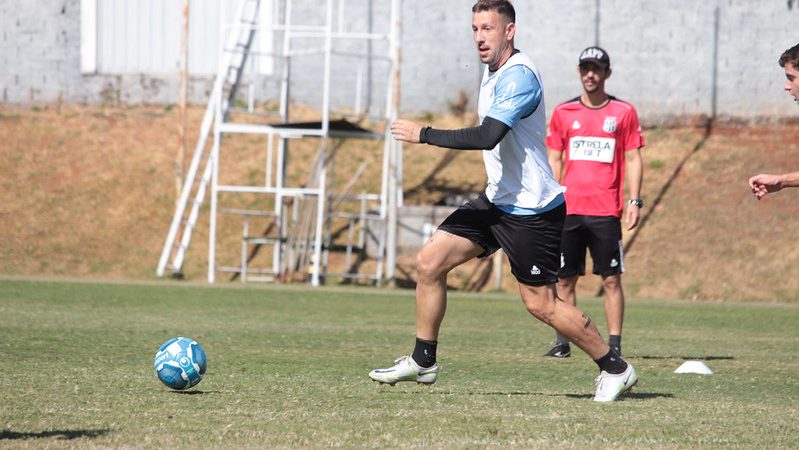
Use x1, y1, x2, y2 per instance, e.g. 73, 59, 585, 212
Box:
156, 0, 402, 286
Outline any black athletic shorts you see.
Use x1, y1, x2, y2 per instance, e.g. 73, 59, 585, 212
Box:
559, 214, 624, 278
437, 192, 565, 286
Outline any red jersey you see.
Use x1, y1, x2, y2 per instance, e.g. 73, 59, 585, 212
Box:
546, 96, 645, 217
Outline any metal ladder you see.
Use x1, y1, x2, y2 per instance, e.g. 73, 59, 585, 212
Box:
156, 0, 262, 277
159, 0, 402, 286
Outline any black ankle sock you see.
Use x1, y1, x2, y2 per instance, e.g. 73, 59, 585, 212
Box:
608, 335, 622, 354
595, 349, 627, 374
412, 337, 437, 368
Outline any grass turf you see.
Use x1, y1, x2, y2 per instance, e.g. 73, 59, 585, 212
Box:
0, 279, 797, 448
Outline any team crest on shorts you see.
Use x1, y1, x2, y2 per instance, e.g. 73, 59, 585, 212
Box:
603, 117, 617, 133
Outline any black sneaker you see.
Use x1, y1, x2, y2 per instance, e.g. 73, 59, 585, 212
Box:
543, 343, 571, 358
611, 345, 622, 356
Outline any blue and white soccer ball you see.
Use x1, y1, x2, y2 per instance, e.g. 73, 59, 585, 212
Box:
153, 337, 207, 390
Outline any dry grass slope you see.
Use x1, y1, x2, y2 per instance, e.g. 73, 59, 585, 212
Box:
2, 105, 798, 302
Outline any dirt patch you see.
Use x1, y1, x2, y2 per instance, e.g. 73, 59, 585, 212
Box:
2, 105, 798, 302
625, 123, 799, 302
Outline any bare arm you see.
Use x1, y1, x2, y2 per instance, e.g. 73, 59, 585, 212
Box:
624, 148, 643, 230
547, 149, 564, 182
748, 171, 799, 199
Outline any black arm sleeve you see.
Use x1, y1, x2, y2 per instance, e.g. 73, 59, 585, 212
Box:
419, 116, 510, 150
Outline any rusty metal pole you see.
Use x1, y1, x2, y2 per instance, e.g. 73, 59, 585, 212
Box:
176, 0, 190, 204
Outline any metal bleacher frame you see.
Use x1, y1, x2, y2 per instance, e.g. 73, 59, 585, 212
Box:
156, 0, 403, 286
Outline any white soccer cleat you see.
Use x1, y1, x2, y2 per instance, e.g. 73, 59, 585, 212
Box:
369, 356, 439, 386
593, 361, 638, 402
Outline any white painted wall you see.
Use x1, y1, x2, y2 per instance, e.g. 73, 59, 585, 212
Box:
1, 0, 797, 123
85, 0, 271, 75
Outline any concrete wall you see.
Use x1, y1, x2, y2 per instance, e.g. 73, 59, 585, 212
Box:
396, 205, 457, 254
2, 0, 797, 123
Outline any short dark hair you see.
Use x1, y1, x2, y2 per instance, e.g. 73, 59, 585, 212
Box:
779, 43, 799, 70
472, 0, 515, 23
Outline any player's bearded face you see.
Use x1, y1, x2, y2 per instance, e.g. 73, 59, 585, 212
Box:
579, 63, 607, 94
785, 64, 799, 104
472, 11, 513, 70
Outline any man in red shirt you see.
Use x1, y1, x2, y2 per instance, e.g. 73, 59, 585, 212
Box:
544, 46, 644, 358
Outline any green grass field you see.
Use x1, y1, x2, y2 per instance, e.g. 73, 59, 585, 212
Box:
0, 279, 797, 449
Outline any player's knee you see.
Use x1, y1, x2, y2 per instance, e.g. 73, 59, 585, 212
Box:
526, 303, 555, 324
521, 292, 556, 324
415, 252, 445, 281
602, 274, 622, 292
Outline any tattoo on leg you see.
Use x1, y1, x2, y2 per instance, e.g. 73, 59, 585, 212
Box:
582, 313, 592, 330
429, 230, 456, 244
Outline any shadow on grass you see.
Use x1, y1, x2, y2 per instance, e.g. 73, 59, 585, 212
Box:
379, 390, 673, 400
636, 355, 734, 361
0, 429, 111, 440
563, 392, 674, 400
169, 390, 222, 395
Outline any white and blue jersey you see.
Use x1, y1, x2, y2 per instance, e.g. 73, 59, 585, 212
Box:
477, 51, 565, 213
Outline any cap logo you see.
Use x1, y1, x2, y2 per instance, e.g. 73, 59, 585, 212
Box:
581, 48, 605, 60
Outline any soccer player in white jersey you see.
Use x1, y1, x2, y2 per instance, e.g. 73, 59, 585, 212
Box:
369, 0, 637, 402
543, 47, 645, 359
749, 43, 799, 198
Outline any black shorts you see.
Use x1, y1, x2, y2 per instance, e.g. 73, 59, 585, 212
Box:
437, 193, 565, 286
559, 214, 624, 278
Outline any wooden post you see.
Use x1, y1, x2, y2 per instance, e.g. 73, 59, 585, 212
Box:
176, 0, 190, 203
385, 0, 401, 286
